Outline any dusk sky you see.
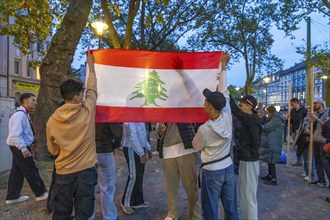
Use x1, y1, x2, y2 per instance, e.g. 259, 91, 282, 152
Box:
72, 12, 329, 87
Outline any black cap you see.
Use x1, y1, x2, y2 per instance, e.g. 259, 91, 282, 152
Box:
237, 95, 257, 108
203, 88, 226, 111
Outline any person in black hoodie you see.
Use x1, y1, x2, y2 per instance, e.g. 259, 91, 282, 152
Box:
230, 94, 262, 220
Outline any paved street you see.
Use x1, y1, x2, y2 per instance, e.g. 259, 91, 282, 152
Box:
1, 147, 330, 220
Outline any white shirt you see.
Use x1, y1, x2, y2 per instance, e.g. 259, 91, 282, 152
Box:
6, 106, 34, 151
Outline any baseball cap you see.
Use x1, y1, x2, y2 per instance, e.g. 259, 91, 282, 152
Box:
313, 98, 325, 106
237, 95, 257, 108
203, 88, 226, 111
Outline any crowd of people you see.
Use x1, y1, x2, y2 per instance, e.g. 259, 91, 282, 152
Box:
4, 51, 330, 220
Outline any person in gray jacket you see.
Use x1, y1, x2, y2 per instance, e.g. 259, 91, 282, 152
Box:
308, 98, 330, 187
259, 106, 285, 186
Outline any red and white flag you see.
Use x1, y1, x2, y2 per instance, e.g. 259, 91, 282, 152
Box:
89, 49, 223, 123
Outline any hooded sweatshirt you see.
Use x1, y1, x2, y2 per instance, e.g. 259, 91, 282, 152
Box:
192, 70, 233, 170
46, 67, 97, 175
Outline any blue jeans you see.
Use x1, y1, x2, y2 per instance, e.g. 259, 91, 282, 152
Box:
201, 164, 239, 220
97, 153, 117, 220
303, 150, 318, 182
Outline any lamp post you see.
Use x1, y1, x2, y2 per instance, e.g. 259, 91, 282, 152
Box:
321, 75, 328, 101
235, 87, 240, 98
263, 76, 271, 107
91, 21, 108, 49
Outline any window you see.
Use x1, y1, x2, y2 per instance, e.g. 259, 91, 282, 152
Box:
26, 63, 31, 77
14, 60, 20, 75
37, 40, 42, 52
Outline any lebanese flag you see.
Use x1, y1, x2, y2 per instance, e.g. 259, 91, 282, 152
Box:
89, 49, 223, 123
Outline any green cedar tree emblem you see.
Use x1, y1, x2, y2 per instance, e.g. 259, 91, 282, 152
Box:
130, 70, 168, 107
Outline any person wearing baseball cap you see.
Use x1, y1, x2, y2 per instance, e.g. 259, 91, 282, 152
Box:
193, 52, 239, 220
309, 97, 330, 187
229, 92, 262, 219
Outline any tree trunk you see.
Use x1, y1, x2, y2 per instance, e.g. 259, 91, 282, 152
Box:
325, 77, 330, 106
33, 0, 93, 160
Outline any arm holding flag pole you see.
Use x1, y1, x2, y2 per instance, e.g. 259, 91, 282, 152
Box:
216, 52, 230, 99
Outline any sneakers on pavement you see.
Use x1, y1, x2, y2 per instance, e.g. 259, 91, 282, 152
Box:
292, 161, 302, 166
35, 192, 49, 202
121, 204, 134, 215
260, 174, 271, 181
263, 179, 278, 186
303, 176, 309, 181
317, 181, 326, 187
5, 195, 29, 205
132, 202, 150, 209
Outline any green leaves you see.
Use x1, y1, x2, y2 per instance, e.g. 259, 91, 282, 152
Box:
0, 0, 52, 55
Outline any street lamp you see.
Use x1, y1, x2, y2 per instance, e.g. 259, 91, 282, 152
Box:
263, 76, 271, 107
91, 21, 108, 48
235, 87, 240, 98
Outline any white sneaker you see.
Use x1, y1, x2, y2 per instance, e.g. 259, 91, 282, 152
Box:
35, 192, 48, 201
6, 195, 29, 205
164, 216, 178, 220
303, 176, 309, 181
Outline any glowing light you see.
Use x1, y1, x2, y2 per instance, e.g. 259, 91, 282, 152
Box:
263, 76, 271, 84
91, 22, 108, 36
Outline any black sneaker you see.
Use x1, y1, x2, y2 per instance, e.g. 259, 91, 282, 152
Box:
326, 197, 330, 203
261, 175, 271, 181
292, 161, 302, 166
317, 181, 326, 187
263, 179, 277, 186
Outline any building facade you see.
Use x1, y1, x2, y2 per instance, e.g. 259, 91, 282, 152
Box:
253, 62, 326, 108
0, 35, 50, 104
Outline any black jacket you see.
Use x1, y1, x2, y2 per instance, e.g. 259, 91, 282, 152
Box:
95, 123, 123, 153
290, 107, 307, 133
230, 96, 262, 161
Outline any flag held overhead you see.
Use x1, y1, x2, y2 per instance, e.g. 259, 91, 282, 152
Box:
89, 48, 223, 123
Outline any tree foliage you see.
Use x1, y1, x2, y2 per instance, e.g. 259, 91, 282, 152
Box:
188, 0, 285, 94
0, 0, 52, 55
78, 0, 207, 52
187, 0, 329, 94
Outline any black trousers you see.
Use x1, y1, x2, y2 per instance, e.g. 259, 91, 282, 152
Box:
51, 167, 97, 220
313, 142, 330, 183
6, 146, 47, 200
121, 147, 145, 207
268, 163, 276, 179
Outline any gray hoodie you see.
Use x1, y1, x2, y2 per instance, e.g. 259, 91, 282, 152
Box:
192, 70, 233, 170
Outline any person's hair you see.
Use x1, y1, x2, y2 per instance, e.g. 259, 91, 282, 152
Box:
60, 79, 84, 101
267, 106, 277, 115
19, 93, 36, 104
290, 98, 299, 103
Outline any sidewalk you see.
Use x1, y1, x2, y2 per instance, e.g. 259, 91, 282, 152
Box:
0, 148, 329, 220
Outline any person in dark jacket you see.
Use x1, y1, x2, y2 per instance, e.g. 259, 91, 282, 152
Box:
289, 98, 307, 166
230, 94, 262, 220
95, 122, 122, 220
259, 106, 285, 186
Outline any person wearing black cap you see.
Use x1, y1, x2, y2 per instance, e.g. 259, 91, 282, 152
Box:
193, 52, 239, 220
229, 93, 262, 220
